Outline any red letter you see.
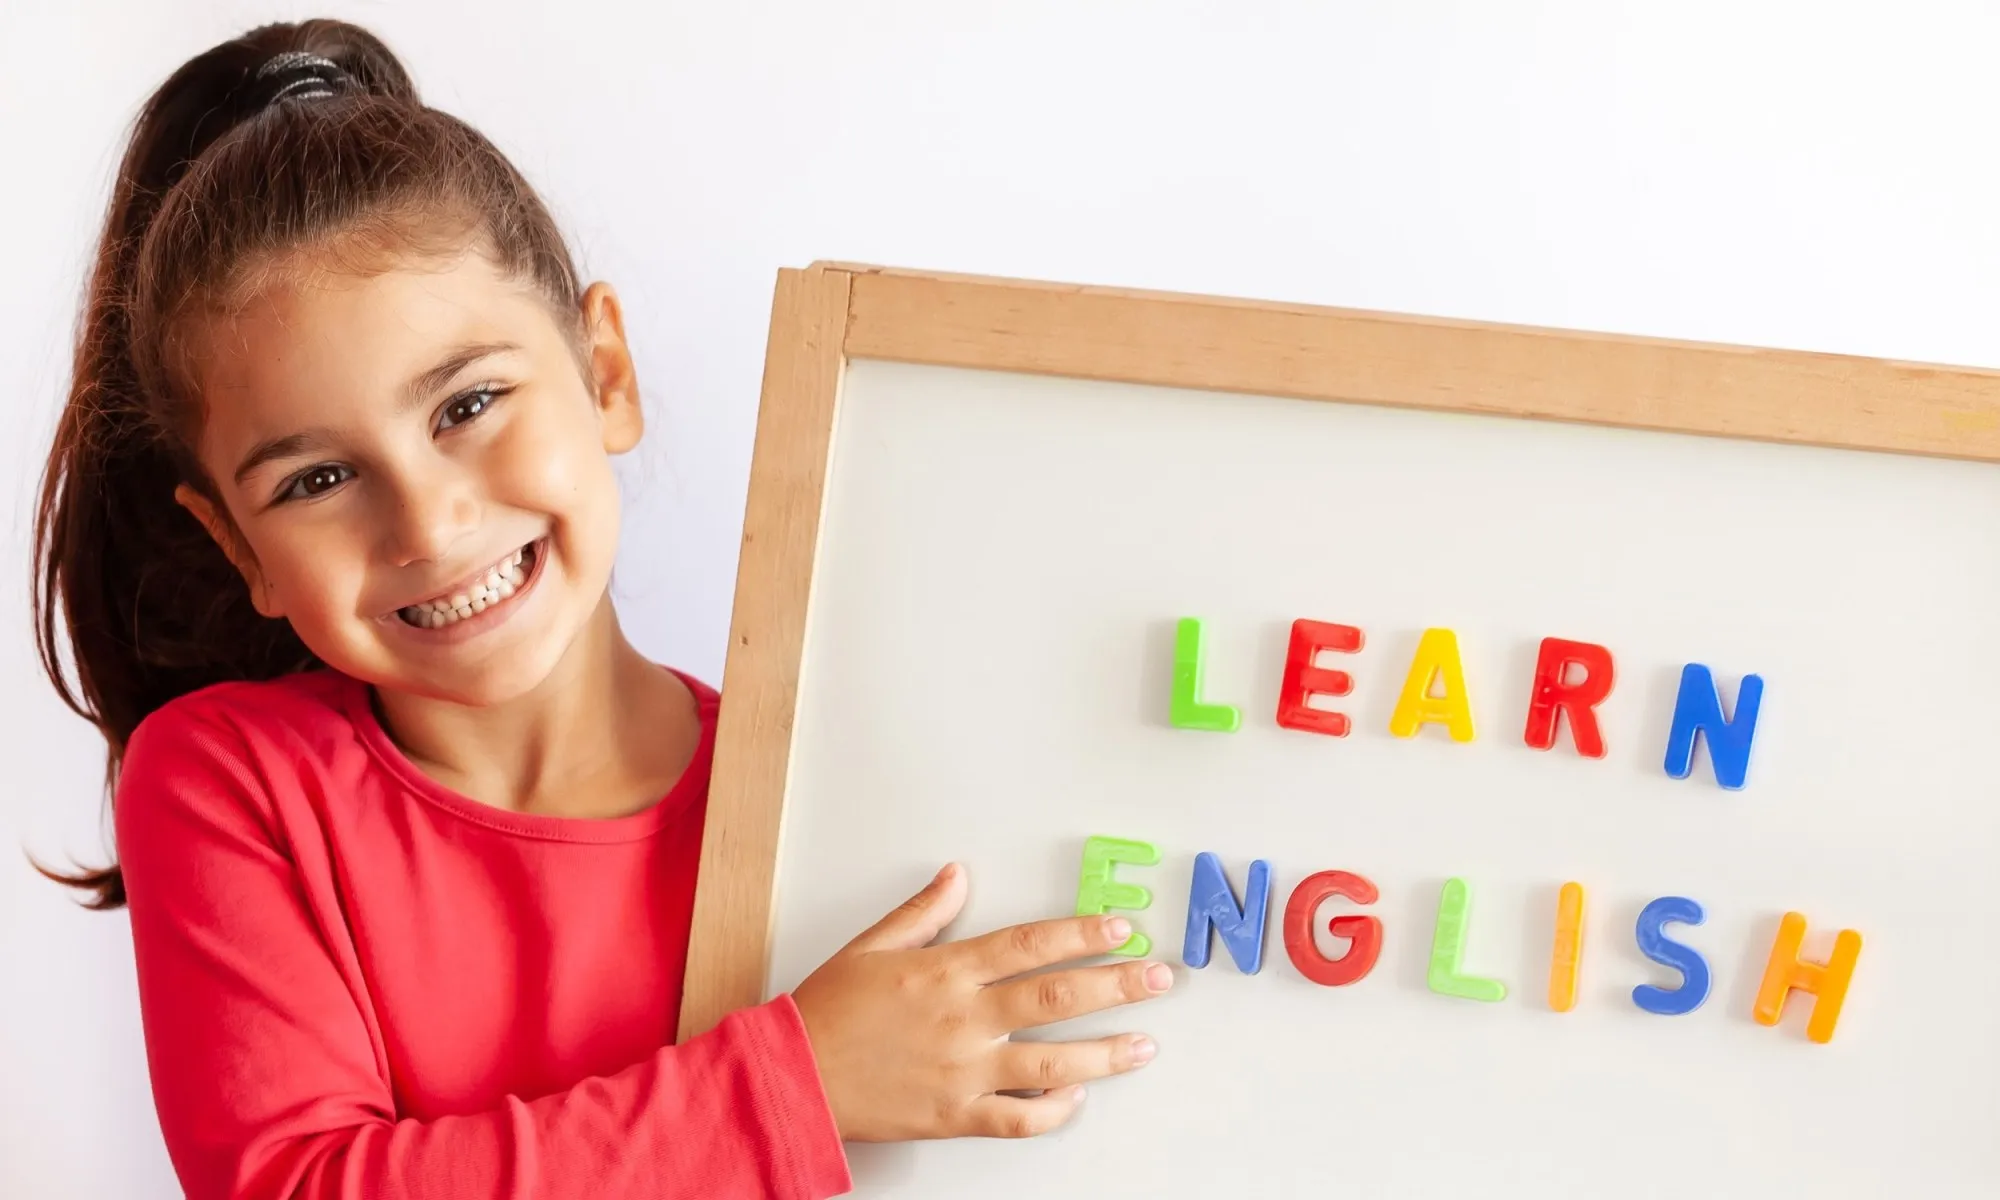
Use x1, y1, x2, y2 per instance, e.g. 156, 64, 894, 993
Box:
1523, 637, 1614, 757
1276, 619, 1364, 737
1282, 870, 1381, 986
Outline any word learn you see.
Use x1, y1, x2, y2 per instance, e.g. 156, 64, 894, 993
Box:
1170, 617, 1766, 789
1074, 838, 1863, 1045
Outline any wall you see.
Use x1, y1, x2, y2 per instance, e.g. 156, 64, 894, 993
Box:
4, 2, 1998, 1194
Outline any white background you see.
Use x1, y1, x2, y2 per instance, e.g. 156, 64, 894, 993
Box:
4, 2, 1999, 1194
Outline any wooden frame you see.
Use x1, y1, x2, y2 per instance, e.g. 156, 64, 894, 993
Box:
676, 262, 2000, 1042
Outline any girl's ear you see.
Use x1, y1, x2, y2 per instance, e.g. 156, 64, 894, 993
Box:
174, 483, 284, 619
578, 281, 643, 454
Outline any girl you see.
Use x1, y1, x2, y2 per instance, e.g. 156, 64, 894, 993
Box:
33, 19, 1170, 1199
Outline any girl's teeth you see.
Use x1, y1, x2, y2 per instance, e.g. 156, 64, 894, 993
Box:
398, 543, 537, 627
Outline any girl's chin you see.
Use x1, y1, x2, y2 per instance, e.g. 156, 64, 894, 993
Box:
369, 651, 572, 711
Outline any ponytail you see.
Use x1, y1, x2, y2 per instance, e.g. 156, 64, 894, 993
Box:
33, 20, 585, 908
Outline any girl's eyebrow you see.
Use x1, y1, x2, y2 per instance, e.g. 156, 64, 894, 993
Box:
400, 340, 521, 410
235, 428, 334, 486
231, 340, 523, 485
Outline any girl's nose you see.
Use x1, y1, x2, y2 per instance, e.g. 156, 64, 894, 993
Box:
383, 461, 482, 567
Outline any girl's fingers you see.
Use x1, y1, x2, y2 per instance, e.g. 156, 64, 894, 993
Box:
982, 959, 1172, 1032
841, 863, 969, 955
952, 913, 1134, 982
991, 1034, 1157, 1095
961, 1086, 1089, 1140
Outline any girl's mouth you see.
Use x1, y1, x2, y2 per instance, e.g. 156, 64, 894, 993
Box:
397, 540, 542, 629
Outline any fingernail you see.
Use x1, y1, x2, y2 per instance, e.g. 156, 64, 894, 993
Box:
1144, 963, 1173, 991
1104, 917, 1131, 942
1128, 1036, 1157, 1066
937, 863, 958, 882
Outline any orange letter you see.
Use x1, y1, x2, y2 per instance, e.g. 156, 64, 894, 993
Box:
1276, 619, 1364, 737
1547, 882, 1585, 1012
1753, 912, 1862, 1044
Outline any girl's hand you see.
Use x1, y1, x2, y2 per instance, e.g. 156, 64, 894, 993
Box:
791, 862, 1171, 1143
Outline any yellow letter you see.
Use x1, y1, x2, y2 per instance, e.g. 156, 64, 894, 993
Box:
1389, 628, 1476, 742
1548, 881, 1586, 1013
1753, 912, 1862, 1044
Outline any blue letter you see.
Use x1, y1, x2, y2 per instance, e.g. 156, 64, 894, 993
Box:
1632, 896, 1711, 1016
1182, 852, 1272, 974
1663, 663, 1763, 790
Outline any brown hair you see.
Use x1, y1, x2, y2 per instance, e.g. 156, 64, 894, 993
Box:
32, 19, 585, 908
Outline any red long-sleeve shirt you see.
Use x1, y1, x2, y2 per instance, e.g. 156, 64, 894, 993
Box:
114, 667, 852, 1200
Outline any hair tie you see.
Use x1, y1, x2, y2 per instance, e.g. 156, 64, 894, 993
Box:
254, 50, 346, 105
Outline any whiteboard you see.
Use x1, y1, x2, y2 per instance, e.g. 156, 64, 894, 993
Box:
693, 266, 2000, 1199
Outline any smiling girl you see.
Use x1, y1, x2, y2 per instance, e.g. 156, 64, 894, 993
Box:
33, 19, 1169, 1199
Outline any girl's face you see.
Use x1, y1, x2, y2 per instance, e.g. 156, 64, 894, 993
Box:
177, 240, 643, 707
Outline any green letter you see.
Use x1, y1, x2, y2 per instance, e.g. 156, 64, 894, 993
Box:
1075, 835, 1160, 956
1171, 617, 1240, 732
1428, 877, 1507, 1002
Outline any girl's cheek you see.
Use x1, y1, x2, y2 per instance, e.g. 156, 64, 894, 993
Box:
275, 530, 367, 609
496, 407, 607, 506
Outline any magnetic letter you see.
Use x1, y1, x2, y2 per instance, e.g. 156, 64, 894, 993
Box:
1662, 663, 1763, 789
1170, 618, 1240, 732
1282, 870, 1382, 987
1075, 835, 1160, 956
1523, 638, 1615, 758
1390, 628, 1476, 742
1427, 877, 1506, 1002
1753, 912, 1863, 1044
1276, 619, 1365, 737
1182, 852, 1272, 974
1547, 881, 1586, 1013
1631, 896, 1712, 1016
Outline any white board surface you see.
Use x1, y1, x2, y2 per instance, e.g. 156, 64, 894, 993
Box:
762, 357, 2000, 1198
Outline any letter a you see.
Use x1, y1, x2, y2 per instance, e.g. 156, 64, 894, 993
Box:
1390, 628, 1476, 742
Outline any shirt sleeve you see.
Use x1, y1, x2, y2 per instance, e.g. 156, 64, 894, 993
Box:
115, 698, 852, 1200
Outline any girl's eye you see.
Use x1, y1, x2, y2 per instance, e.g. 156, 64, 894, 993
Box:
437, 387, 502, 431
281, 463, 354, 502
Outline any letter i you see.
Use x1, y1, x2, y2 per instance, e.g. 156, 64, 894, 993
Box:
1548, 882, 1585, 1012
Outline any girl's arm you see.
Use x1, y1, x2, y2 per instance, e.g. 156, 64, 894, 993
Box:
115, 701, 851, 1200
